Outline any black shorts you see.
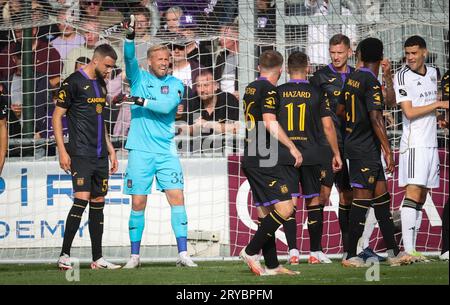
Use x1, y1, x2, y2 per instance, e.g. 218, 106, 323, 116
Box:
285, 165, 321, 199
348, 159, 385, 191
320, 148, 352, 191
242, 166, 292, 207
70, 156, 109, 197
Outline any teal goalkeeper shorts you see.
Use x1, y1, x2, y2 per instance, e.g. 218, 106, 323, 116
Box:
123, 150, 184, 195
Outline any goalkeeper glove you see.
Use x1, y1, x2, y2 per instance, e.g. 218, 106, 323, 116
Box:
116, 94, 147, 107
121, 14, 136, 40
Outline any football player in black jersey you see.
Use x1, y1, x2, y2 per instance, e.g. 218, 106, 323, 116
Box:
309, 34, 354, 261
337, 38, 412, 267
54, 44, 121, 270
0, 83, 6, 175
278, 51, 342, 264
240, 50, 302, 276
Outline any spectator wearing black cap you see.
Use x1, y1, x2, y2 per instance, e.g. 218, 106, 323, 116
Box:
170, 36, 203, 94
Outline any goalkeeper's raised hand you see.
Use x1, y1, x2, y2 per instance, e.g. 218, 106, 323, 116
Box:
121, 14, 136, 40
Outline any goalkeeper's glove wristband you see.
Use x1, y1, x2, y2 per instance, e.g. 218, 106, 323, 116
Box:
122, 15, 136, 40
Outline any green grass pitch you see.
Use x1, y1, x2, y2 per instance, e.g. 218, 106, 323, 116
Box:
0, 260, 448, 285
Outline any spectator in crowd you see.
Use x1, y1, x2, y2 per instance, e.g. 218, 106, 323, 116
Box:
170, 36, 203, 92
215, 24, 239, 99
157, 6, 184, 38
129, 6, 161, 68
255, 0, 276, 56
187, 69, 239, 137
0, 26, 63, 88
1, 45, 51, 146
63, 18, 122, 80
80, 0, 123, 31
305, 0, 357, 69
137, 0, 160, 36
51, 8, 86, 60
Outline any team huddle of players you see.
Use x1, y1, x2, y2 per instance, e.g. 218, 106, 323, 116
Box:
52, 14, 448, 274
239, 34, 449, 275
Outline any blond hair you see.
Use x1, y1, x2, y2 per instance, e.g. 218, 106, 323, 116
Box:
147, 44, 170, 59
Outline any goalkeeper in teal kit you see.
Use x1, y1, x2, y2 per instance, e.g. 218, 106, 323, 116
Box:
120, 16, 197, 268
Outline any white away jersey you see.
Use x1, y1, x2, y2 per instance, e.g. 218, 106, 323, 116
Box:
394, 65, 438, 150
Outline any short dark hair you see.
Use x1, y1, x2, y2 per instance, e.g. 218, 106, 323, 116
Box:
329, 34, 351, 48
359, 38, 383, 63
259, 50, 283, 70
404, 35, 427, 49
76, 57, 91, 65
93, 44, 118, 61
288, 51, 308, 73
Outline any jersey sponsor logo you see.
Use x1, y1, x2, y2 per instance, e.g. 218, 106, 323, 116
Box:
307, 220, 318, 225
268, 180, 277, 187
333, 90, 341, 96
83, 85, 90, 90
361, 168, 370, 173
280, 184, 289, 194
161, 86, 169, 94
419, 90, 438, 98
373, 86, 380, 90
87, 97, 106, 104
417, 81, 422, 86
267, 90, 277, 95
328, 77, 336, 83
399, 89, 407, 96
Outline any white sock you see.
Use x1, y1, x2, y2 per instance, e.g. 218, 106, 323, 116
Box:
179, 251, 188, 258
401, 206, 416, 253
362, 207, 377, 250
289, 248, 299, 257
413, 210, 423, 251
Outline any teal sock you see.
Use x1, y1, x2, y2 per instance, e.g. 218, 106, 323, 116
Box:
171, 205, 188, 253
129, 209, 145, 255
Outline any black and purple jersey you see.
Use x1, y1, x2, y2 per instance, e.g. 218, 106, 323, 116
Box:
55, 69, 108, 158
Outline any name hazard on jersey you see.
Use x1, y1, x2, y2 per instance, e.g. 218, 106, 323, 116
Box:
282, 91, 311, 98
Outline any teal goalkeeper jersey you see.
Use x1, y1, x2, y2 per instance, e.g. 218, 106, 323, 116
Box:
124, 39, 184, 155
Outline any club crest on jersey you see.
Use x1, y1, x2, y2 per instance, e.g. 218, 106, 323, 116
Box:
368, 176, 375, 184
320, 170, 327, 179
399, 89, 407, 96
127, 179, 133, 188
77, 178, 84, 186
161, 86, 169, 94
280, 184, 289, 194
96, 104, 103, 114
